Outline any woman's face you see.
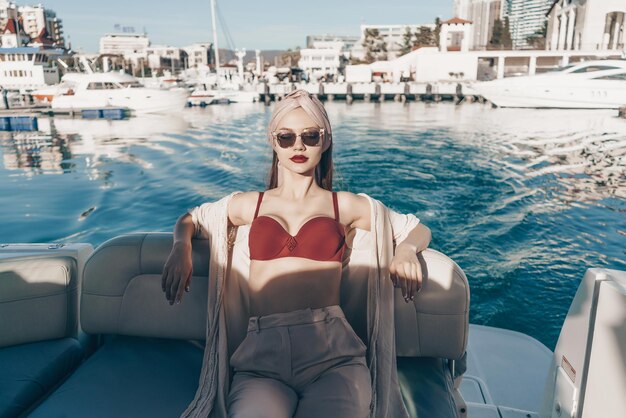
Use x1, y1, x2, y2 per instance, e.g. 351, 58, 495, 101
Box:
272, 107, 325, 175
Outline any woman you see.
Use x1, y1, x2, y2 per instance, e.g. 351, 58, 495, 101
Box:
162, 89, 431, 418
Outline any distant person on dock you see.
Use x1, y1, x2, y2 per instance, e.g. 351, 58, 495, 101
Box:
162, 89, 431, 418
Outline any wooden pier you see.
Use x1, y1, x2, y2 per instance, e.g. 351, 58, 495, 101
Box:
259, 82, 476, 104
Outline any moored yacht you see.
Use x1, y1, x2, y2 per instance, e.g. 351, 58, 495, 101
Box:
471, 60, 626, 109
49, 72, 189, 114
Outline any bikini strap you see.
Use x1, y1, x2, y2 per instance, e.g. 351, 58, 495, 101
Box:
254, 191, 264, 219
332, 192, 339, 222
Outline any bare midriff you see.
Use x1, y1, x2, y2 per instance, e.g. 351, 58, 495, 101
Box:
248, 257, 343, 317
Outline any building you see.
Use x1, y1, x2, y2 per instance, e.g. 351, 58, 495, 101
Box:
183, 43, 213, 68
454, 0, 504, 50
546, 0, 626, 51
99, 33, 150, 71
99, 33, 150, 56
306, 34, 360, 50
455, 0, 553, 49
0, 1, 63, 47
0, 0, 17, 33
298, 42, 343, 80
440, 18, 474, 52
17, 4, 63, 46
351, 24, 437, 60
502, 0, 553, 49
145, 45, 186, 71
1, 16, 28, 47
0, 46, 63, 90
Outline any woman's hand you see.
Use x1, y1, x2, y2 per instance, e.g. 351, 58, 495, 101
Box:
161, 241, 193, 305
389, 244, 423, 302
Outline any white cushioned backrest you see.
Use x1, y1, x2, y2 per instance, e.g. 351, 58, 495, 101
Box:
0, 256, 77, 347
81, 233, 469, 359
394, 249, 469, 359
81, 233, 209, 340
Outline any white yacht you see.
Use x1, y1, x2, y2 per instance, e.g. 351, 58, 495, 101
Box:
471, 60, 626, 109
49, 72, 189, 114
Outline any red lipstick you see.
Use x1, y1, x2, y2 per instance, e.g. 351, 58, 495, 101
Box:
290, 156, 308, 163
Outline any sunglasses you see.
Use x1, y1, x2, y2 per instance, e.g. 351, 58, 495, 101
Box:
272, 128, 324, 148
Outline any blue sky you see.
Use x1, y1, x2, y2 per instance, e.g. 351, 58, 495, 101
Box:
47, 1, 452, 53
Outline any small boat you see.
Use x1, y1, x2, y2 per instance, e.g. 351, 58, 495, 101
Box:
471, 60, 626, 109
1, 233, 623, 417
188, 84, 259, 106
49, 72, 189, 114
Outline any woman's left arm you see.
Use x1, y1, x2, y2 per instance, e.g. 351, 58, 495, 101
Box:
340, 192, 431, 301
391, 222, 431, 302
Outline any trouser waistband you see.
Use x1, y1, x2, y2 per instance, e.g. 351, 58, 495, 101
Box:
247, 305, 345, 332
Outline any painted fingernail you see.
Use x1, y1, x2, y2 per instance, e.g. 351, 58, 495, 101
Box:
185, 286, 190, 292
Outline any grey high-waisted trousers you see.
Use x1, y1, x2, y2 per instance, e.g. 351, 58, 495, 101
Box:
227, 305, 372, 418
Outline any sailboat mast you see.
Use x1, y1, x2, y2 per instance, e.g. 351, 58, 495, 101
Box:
210, 0, 220, 79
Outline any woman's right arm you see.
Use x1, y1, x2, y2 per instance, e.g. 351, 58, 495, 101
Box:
161, 213, 195, 305
160, 192, 256, 305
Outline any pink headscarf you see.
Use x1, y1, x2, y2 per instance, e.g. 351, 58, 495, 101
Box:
267, 89, 333, 153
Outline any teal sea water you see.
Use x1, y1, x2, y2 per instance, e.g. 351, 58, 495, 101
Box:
1, 102, 624, 350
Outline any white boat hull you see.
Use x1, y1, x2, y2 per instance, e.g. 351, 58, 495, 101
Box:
475, 80, 626, 109
188, 89, 259, 105
471, 60, 626, 109
52, 88, 189, 114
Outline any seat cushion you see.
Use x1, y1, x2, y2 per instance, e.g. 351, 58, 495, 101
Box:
0, 338, 83, 418
29, 335, 203, 418
398, 357, 459, 418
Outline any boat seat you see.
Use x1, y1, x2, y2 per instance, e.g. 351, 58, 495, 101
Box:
29, 234, 211, 418
29, 232, 469, 417
28, 335, 203, 418
0, 251, 91, 418
0, 338, 83, 418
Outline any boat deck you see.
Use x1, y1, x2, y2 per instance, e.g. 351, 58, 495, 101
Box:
462, 324, 553, 417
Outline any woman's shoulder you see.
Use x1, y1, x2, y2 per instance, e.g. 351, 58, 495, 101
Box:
335, 191, 370, 229
336, 191, 369, 206
228, 191, 263, 225
232, 190, 261, 201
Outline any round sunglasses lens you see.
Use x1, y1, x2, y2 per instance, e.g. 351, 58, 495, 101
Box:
301, 131, 320, 145
276, 132, 296, 147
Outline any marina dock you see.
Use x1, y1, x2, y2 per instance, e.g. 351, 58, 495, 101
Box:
259, 82, 474, 103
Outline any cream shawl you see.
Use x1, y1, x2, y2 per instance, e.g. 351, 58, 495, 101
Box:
181, 191, 420, 418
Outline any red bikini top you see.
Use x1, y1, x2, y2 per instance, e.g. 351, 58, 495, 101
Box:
249, 191, 346, 262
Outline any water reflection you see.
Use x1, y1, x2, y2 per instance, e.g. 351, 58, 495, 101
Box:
0, 114, 189, 176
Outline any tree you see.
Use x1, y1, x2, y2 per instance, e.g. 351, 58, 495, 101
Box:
490, 19, 503, 48
414, 26, 436, 47
434, 17, 441, 46
279, 48, 301, 67
502, 16, 513, 49
363, 29, 387, 63
526, 20, 548, 50
489, 18, 513, 50
398, 27, 413, 55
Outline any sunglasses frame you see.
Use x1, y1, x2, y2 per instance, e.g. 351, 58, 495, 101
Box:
272, 128, 325, 148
